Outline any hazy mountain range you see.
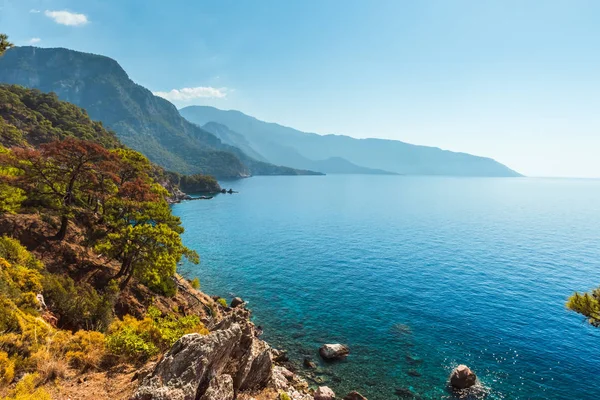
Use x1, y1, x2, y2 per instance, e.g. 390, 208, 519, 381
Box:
181, 106, 522, 177
0, 46, 521, 178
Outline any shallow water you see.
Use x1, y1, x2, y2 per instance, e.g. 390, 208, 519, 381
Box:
173, 175, 600, 399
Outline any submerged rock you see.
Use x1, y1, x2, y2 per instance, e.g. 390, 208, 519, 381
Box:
303, 357, 317, 369
449, 364, 477, 389
319, 344, 349, 360
344, 391, 367, 400
314, 386, 336, 400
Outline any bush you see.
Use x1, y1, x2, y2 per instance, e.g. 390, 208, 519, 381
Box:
217, 298, 227, 307
279, 392, 292, 400
0, 351, 15, 384
41, 274, 116, 331
190, 277, 200, 290
30, 346, 67, 383
106, 306, 208, 362
1, 373, 51, 400
64, 330, 107, 370
0, 237, 44, 315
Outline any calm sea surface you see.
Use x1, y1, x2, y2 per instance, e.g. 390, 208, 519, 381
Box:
172, 175, 600, 400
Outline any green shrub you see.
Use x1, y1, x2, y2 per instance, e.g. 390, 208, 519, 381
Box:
41, 274, 116, 331
106, 306, 208, 362
279, 392, 292, 400
190, 277, 200, 290
217, 298, 227, 307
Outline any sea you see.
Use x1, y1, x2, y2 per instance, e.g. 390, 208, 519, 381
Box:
172, 175, 600, 400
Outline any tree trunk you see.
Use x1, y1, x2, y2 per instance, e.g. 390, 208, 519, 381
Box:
120, 270, 134, 290
54, 215, 69, 240
113, 259, 129, 279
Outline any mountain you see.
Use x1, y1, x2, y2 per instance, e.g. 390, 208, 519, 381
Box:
201, 122, 394, 175
180, 106, 522, 177
0, 47, 320, 178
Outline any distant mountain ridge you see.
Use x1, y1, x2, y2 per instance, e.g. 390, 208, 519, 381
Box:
201, 122, 396, 175
0, 46, 320, 178
181, 106, 522, 177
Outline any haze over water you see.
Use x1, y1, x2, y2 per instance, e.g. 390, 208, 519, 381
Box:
173, 175, 600, 399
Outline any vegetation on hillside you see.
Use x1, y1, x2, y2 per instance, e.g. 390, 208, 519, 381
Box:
0, 45, 215, 397
165, 172, 221, 194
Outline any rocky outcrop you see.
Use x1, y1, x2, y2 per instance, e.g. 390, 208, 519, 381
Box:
314, 386, 336, 400
319, 344, 349, 360
134, 309, 273, 400
449, 364, 477, 389
199, 375, 234, 400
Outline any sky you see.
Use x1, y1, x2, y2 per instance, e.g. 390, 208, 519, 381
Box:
1, 0, 599, 177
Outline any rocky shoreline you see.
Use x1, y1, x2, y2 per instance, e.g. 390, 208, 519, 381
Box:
133, 299, 365, 400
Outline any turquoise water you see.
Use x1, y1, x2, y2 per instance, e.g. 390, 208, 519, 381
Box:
172, 176, 600, 399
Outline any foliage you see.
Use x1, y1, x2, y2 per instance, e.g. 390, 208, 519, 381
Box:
190, 277, 200, 290
0, 373, 51, 400
217, 298, 227, 307
41, 275, 116, 332
38, 330, 106, 372
0, 85, 119, 149
0, 236, 44, 314
0, 34, 13, 57
106, 306, 208, 362
166, 172, 221, 193
279, 392, 292, 400
10, 139, 118, 239
0, 351, 15, 384
0, 146, 25, 214
567, 288, 600, 327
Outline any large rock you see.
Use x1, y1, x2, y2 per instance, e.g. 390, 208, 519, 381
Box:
199, 375, 234, 400
134, 311, 273, 400
230, 297, 245, 308
314, 386, 336, 400
344, 391, 367, 400
449, 364, 477, 389
134, 327, 242, 400
319, 344, 349, 360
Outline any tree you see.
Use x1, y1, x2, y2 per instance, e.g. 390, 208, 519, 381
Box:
11, 138, 116, 239
96, 223, 198, 291
567, 288, 600, 327
0, 34, 13, 56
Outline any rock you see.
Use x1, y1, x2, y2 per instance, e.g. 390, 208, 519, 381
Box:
272, 349, 289, 363
314, 386, 336, 400
449, 364, 477, 389
134, 313, 273, 400
319, 344, 349, 360
231, 297, 245, 308
406, 369, 421, 377
303, 358, 317, 369
343, 392, 367, 400
199, 375, 234, 400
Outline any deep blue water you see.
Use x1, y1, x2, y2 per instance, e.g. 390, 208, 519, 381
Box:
172, 176, 600, 400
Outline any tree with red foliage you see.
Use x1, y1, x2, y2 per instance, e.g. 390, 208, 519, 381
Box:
11, 138, 116, 239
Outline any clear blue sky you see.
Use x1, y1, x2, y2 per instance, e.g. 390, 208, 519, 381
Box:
2, 0, 599, 177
